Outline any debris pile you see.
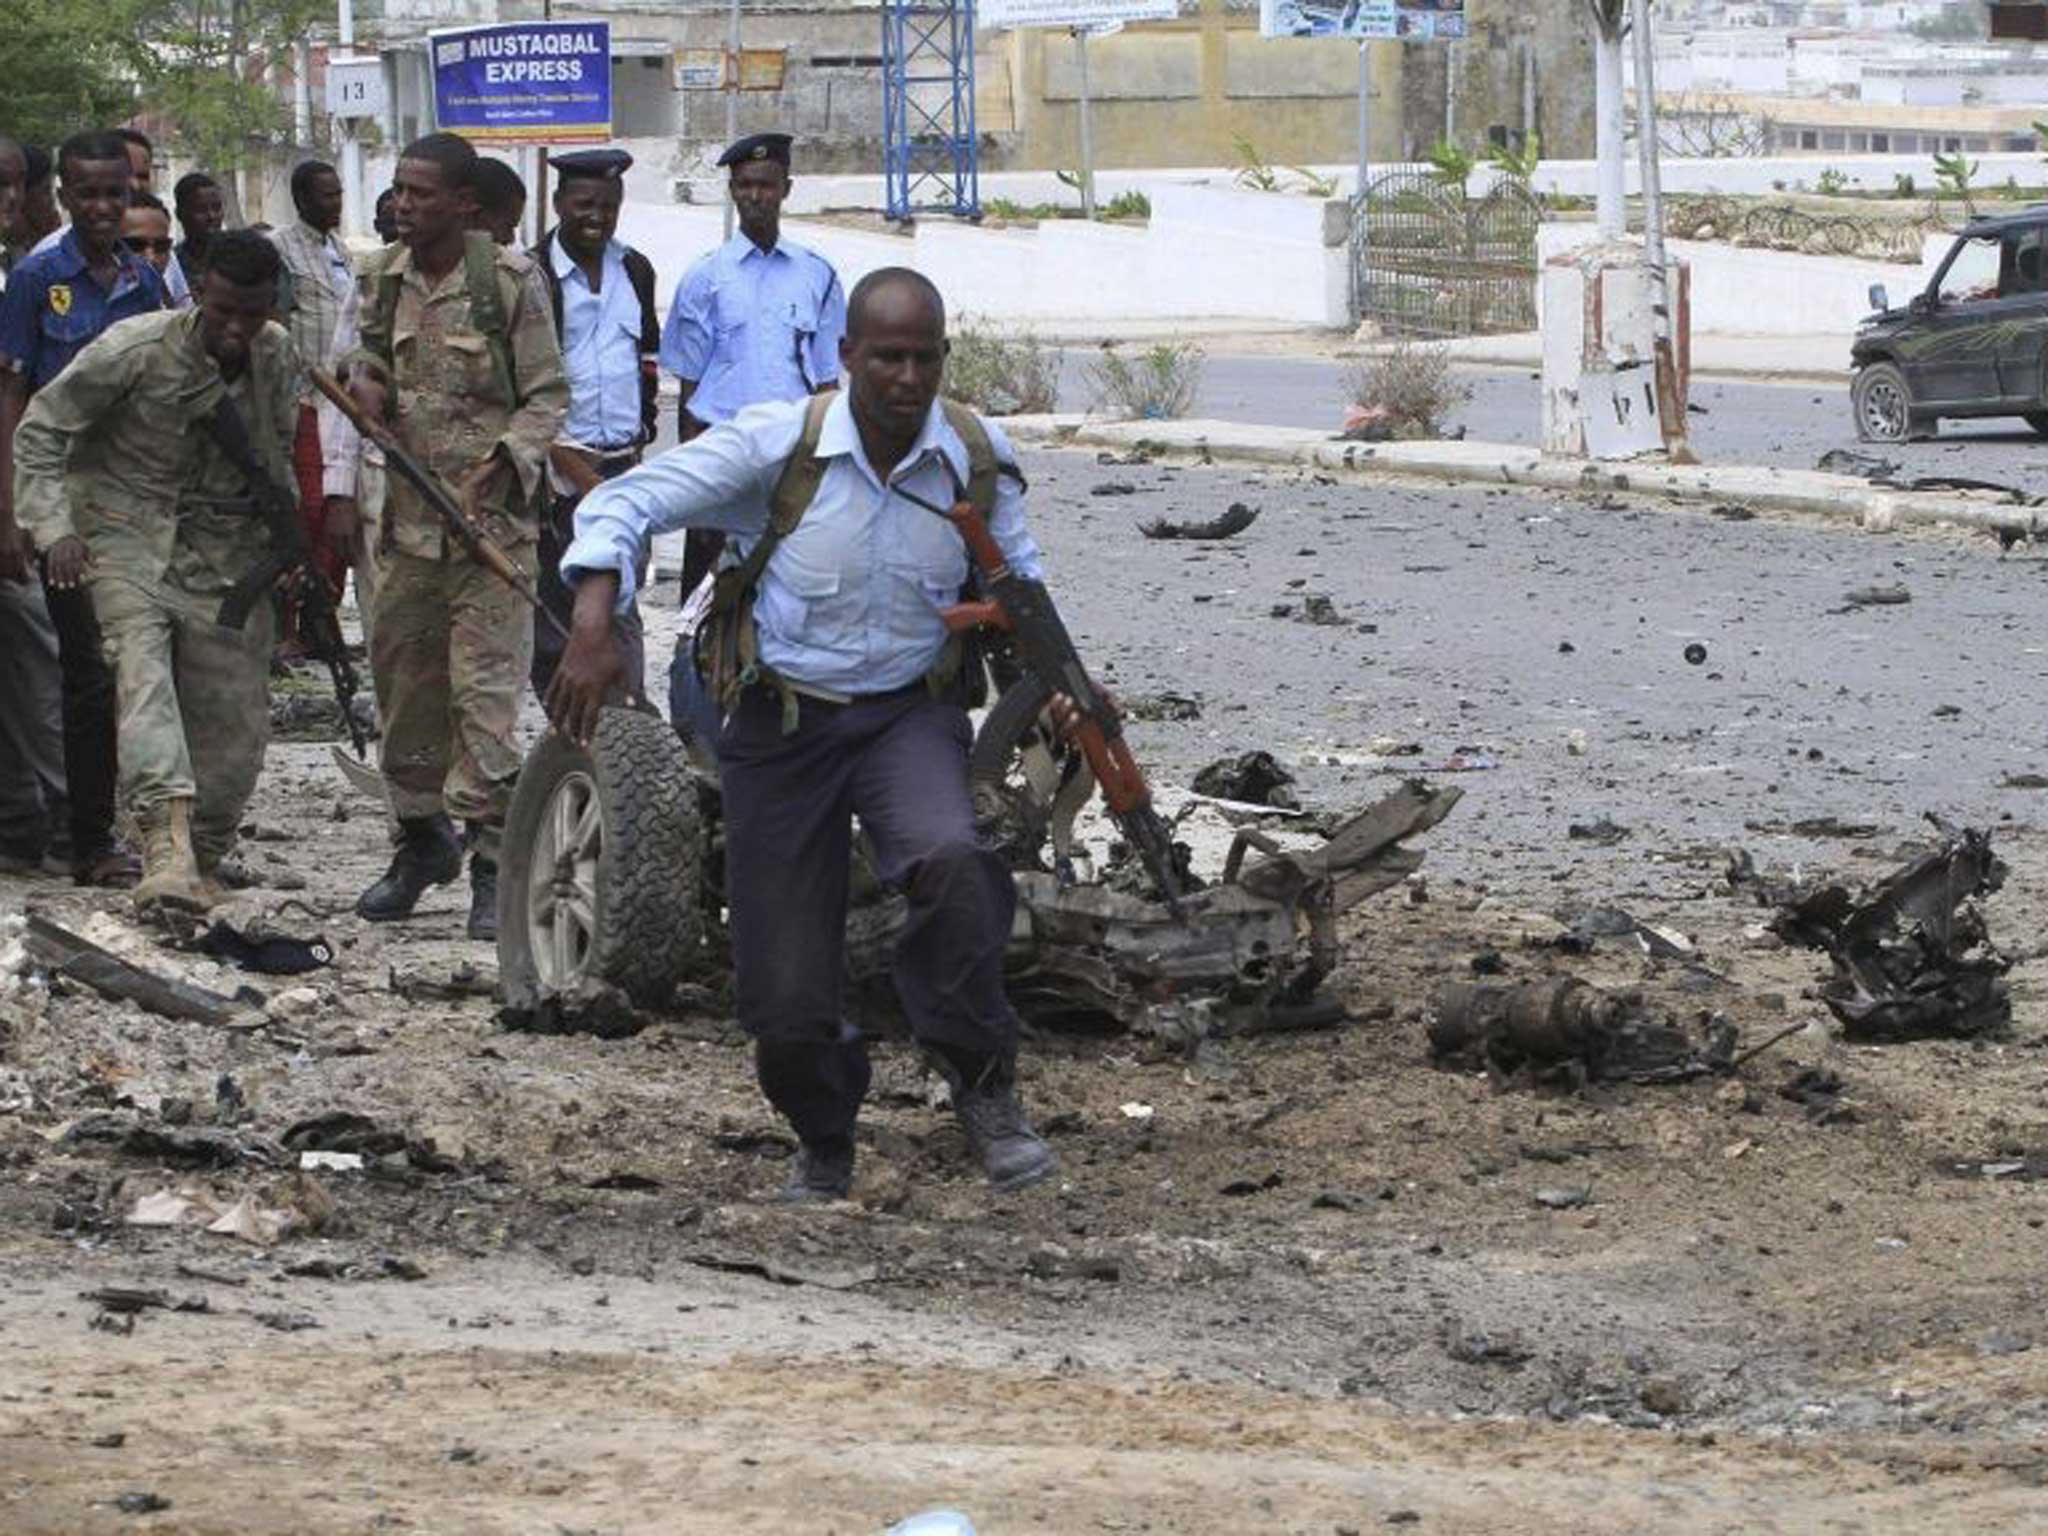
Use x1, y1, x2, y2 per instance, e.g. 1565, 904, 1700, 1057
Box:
1766, 824, 2010, 1041
1191, 751, 1300, 810
1427, 977, 1736, 1087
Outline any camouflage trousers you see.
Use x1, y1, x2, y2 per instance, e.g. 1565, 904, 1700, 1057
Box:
371, 545, 533, 825
90, 570, 274, 868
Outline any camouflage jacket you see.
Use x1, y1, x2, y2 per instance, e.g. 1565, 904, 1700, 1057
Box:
341, 237, 568, 561
12, 306, 299, 596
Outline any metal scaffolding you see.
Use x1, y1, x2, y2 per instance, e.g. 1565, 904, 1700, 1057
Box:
882, 0, 980, 221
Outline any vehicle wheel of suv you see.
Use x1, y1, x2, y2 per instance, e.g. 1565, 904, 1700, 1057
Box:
2025, 411, 2048, 437
1852, 362, 1918, 443
498, 707, 708, 1014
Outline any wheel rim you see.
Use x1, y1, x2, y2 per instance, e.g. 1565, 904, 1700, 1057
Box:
1860, 374, 1908, 439
973, 709, 1080, 868
528, 770, 602, 989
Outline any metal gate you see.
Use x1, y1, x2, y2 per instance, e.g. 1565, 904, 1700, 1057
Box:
1350, 173, 1542, 338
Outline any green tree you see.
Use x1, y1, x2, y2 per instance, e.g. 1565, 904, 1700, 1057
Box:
135, 0, 329, 173
0, 0, 147, 147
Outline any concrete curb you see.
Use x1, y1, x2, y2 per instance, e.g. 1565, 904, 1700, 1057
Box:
1001, 415, 2044, 538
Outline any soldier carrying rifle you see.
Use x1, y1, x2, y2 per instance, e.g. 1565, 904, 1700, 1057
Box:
327, 132, 568, 940
10, 230, 300, 913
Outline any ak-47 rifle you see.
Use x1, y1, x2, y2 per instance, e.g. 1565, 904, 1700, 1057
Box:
210, 396, 368, 758
901, 485, 1190, 917
310, 366, 567, 641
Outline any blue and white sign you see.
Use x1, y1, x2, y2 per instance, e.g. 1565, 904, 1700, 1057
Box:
430, 22, 612, 145
1260, 0, 1465, 41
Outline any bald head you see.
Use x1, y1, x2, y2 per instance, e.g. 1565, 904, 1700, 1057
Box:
847, 267, 945, 343
840, 266, 950, 453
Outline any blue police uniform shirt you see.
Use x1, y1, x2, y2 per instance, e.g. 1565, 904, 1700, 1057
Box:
562, 394, 1043, 697
552, 236, 646, 449
658, 232, 845, 424
0, 228, 167, 392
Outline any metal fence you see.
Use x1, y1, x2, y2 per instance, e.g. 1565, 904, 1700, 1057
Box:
1350, 172, 1542, 338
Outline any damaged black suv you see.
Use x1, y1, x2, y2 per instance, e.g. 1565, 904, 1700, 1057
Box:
1851, 206, 2048, 442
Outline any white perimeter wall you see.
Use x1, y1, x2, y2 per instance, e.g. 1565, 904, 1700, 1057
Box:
615, 182, 1348, 328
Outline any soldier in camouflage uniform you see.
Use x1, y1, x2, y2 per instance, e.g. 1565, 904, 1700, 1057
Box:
334, 134, 567, 939
11, 232, 300, 913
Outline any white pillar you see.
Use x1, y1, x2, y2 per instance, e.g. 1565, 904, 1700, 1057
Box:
1594, 24, 1626, 237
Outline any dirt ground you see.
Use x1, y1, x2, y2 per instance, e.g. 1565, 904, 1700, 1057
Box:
3, 448, 2047, 1534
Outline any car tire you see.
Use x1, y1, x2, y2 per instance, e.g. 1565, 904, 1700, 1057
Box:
2025, 411, 2048, 438
498, 707, 708, 1014
1852, 361, 1919, 443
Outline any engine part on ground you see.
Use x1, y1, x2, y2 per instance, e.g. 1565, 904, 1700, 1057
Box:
1427, 977, 1736, 1086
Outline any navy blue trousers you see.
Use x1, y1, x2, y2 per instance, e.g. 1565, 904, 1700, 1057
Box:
718, 684, 1020, 1145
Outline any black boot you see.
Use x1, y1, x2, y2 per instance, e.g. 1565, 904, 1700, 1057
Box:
465, 820, 501, 941
780, 1136, 855, 1203
940, 1053, 1056, 1193
354, 814, 462, 921
467, 851, 499, 941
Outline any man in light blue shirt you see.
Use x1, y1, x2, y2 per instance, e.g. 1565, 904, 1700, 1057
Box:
529, 148, 660, 703
551, 267, 1056, 1203
661, 132, 846, 599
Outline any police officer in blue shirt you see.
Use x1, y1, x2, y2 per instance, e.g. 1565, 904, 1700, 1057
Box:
529, 148, 661, 704
0, 129, 167, 888
662, 132, 846, 598
551, 268, 1056, 1204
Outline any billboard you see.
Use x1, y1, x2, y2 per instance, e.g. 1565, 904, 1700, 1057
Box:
980, 0, 1177, 28
430, 22, 612, 145
1259, 0, 1465, 41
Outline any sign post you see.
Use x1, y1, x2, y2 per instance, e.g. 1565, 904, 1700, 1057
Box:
980, 0, 1173, 215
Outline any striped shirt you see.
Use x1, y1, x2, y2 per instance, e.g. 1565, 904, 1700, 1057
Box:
270, 220, 355, 405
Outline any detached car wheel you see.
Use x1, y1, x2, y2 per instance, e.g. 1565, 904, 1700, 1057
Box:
1852, 361, 1918, 443
498, 708, 707, 1012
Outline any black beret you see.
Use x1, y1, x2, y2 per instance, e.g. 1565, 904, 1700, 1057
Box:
551, 148, 633, 183
717, 133, 792, 170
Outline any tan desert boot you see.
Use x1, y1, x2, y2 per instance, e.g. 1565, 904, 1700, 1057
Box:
133, 798, 212, 914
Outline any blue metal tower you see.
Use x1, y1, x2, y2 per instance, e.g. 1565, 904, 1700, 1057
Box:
882, 0, 980, 221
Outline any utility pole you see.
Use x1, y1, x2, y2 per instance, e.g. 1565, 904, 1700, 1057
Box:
1629, 0, 1695, 464
724, 0, 741, 240
1074, 26, 1096, 218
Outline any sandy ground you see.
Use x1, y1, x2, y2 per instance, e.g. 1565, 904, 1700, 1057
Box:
3, 446, 2047, 1534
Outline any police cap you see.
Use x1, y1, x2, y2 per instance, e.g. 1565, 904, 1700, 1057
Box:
717, 133, 793, 171
551, 148, 633, 183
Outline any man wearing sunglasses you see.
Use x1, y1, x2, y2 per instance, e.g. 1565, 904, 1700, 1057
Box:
120, 193, 178, 288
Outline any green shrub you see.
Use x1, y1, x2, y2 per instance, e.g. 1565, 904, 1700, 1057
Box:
1084, 340, 1204, 420
945, 316, 1061, 416
1341, 337, 1470, 439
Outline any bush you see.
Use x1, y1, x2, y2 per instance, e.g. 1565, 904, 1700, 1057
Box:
1101, 188, 1151, 220
1816, 167, 1849, 196
1084, 340, 1204, 420
1341, 337, 1471, 439
944, 316, 1061, 416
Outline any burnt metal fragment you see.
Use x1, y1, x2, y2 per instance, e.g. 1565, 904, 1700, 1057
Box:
1769, 824, 2010, 1041
1138, 501, 1260, 541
